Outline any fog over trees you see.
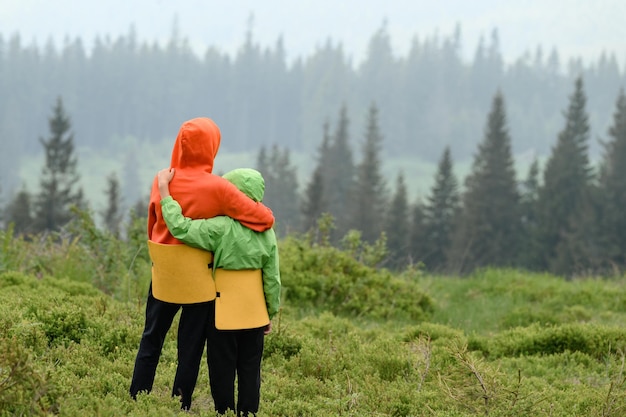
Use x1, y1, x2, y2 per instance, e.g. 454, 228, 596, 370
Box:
0, 24, 623, 193
1, 24, 626, 277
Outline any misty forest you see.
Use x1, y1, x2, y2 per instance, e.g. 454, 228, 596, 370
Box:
2, 21, 626, 417
1, 22, 625, 276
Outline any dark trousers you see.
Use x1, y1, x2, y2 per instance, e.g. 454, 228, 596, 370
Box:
130, 284, 212, 409
206, 307, 265, 416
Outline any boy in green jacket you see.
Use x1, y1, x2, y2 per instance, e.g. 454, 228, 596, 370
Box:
156, 167, 281, 416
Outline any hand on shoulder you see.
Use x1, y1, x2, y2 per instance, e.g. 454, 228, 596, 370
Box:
157, 168, 175, 199
157, 168, 175, 186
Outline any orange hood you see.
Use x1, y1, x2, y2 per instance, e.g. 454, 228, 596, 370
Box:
170, 117, 221, 172
148, 116, 275, 244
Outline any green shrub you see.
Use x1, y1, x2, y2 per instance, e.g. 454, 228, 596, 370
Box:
0, 270, 32, 288
469, 323, 626, 359
0, 225, 32, 273
404, 322, 466, 343
279, 236, 434, 321
0, 208, 152, 303
27, 303, 89, 347
0, 336, 59, 416
263, 328, 303, 360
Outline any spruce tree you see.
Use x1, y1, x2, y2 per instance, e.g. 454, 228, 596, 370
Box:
131, 195, 149, 220
324, 104, 355, 241
273, 145, 300, 236
301, 122, 331, 233
33, 97, 84, 232
102, 172, 123, 237
255, 145, 269, 176
5, 186, 34, 235
448, 91, 520, 274
408, 199, 427, 268
384, 171, 410, 269
517, 159, 543, 270
534, 77, 593, 275
559, 180, 604, 275
421, 146, 460, 272
349, 102, 388, 244
256, 144, 300, 237
596, 89, 626, 271
359, 24, 399, 152
301, 169, 326, 233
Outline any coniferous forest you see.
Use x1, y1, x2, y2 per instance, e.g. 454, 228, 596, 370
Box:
1, 23, 626, 278
3, 23, 626, 417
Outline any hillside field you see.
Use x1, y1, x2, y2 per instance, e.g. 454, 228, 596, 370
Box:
1, 223, 625, 416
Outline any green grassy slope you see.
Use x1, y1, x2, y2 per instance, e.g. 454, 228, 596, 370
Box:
1, 226, 625, 416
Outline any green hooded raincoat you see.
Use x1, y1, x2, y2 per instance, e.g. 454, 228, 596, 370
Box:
160, 168, 281, 319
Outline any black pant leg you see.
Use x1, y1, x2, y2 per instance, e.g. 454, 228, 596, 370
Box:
236, 327, 265, 416
172, 300, 212, 409
130, 284, 180, 398
207, 324, 238, 414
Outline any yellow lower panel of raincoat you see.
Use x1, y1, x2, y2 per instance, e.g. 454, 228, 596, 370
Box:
214, 268, 270, 330
148, 240, 216, 304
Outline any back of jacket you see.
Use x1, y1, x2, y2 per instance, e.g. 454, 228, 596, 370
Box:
147, 118, 274, 244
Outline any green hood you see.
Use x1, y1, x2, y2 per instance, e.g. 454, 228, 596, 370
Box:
222, 168, 265, 202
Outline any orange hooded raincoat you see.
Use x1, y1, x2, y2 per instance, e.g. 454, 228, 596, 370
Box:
147, 117, 274, 243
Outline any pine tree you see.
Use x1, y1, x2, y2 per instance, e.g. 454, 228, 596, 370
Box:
126, 195, 150, 253
274, 146, 300, 236
5, 186, 34, 235
408, 199, 427, 268
324, 104, 355, 241
255, 145, 269, 176
256, 144, 300, 237
33, 97, 84, 232
421, 146, 460, 272
384, 171, 410, 270
359, 23, 399, 153
131, 195, 149, 220
534, 77, 593, 275
560, 180, 604, 275
102, 172, 123, 237
349, 102, 388, 244
301, 122, 331, 233
517, 159, 542, 270
448, 91, 520, 274
0, 99, 22, 198
301, 169, 326, 233
596, 89, 626, 272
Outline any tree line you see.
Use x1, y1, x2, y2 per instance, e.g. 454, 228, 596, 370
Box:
4, 74, 624, 278
0, 24, 624, 196
258, 76, 626, 278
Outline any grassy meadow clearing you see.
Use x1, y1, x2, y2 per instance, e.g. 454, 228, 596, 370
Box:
15, 146, 462, 219
1, 216, 625, 417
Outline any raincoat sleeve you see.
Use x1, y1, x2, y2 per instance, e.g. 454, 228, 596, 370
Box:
218, 180, 275, 232
160, 196, 225, 251
262, 229, 281, 319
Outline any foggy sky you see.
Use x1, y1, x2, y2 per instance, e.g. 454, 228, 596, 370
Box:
1, 0, 625, 67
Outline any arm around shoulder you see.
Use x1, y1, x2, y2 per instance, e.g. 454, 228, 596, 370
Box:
220, 180, 275, 232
